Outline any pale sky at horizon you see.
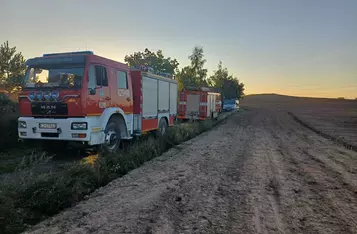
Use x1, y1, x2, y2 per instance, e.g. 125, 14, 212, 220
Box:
1, 0, 357, 99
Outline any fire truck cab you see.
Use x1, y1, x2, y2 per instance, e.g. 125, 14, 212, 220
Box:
18, 51, 178, 153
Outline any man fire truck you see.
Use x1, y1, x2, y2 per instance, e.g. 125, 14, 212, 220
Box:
17, 51, 178, 153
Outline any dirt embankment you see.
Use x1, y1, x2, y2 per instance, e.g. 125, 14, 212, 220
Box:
26, 108, 357, 234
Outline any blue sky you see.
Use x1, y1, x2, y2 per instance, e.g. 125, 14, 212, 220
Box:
1, 0, 357, 98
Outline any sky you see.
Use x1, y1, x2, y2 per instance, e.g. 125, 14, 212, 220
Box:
1, 0, 357, 99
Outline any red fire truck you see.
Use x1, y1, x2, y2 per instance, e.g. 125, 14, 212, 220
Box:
17, 51, 178, 153
178, 86, 222, 120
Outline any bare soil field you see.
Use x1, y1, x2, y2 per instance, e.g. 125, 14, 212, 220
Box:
242, 94, 357, 148
26, 97, 357, 234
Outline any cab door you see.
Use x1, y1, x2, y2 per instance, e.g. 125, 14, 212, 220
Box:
87, 64, 111, 116
114, 69, 132, 113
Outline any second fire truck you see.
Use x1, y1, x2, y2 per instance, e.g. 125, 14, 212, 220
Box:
178, 86, 222, 121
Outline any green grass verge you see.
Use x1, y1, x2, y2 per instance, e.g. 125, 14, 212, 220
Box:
0, 114, 231, 234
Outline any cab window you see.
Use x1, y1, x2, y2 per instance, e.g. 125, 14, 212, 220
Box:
117, 70, 128, 89
95, 65, 108, 86
88, 65, 96, 89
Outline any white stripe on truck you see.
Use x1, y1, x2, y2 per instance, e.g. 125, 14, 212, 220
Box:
180, 102, 208, 106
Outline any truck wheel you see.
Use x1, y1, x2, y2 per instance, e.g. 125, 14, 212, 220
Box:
157, 118, 168, 136
102, 121, 121, 154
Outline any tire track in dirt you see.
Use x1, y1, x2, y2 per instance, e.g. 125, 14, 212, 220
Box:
267, 110, 357, 233
145, 110, 258, 234
288, 112, 357, 152
284, 111, 357, 193
285, 114, 357, 177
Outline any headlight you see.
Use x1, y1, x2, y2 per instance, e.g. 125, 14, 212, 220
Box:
71, 122, 87, 130
19, 121, 27, 128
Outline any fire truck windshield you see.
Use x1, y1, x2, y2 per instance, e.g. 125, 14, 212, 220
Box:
23, 65, 84, 89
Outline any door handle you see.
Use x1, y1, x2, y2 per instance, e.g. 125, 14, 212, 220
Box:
105, 97, 111, 101
126, 97, 131, 102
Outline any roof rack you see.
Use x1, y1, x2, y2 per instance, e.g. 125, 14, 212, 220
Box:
184, 86, 213, 92
130, 65, 173, 79
43, 51, 94, 57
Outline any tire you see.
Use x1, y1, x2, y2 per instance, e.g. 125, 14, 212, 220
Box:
101, 120, 121, 154
157, 118, 168, 137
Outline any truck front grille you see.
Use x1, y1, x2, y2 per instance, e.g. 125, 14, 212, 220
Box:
31, 102, 68, 116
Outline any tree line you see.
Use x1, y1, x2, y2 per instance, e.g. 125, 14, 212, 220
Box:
0, 41, 245, 100
125, 46, 245, 99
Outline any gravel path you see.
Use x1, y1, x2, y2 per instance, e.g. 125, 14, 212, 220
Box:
26, 108, 357, 234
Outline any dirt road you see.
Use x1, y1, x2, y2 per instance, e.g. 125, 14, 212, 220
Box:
27, 108, 357, 234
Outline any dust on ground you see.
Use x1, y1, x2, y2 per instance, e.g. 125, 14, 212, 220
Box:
26, 107, 357, 234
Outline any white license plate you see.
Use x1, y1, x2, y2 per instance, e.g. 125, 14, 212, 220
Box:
39, 123, 57, 129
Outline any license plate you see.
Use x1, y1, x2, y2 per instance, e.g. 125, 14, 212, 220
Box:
39, 123, 57, 129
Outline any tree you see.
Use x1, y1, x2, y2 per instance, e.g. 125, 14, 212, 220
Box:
207, 61, 228, 88
175, 66, 196, 88
188, 46, 208, 86
0, 41, 26, 90
208, 61, 245, 99
124, 48, 179, 75
176, 45, 208, 89
238, 81, 245, 98
223, 77, 245, 99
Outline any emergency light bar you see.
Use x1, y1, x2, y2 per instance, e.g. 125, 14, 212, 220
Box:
43, 51, 94, 57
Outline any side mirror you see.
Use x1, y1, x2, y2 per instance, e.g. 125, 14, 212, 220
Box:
89, 88, 96, 95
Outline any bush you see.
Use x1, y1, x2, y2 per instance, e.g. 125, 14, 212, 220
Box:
0, 164, 97, 232
0, 113, 231, 234
0, 99, 19, 151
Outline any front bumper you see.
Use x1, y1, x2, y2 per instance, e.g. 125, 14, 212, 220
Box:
223, 105, 238, 111
17, 117, 104, 145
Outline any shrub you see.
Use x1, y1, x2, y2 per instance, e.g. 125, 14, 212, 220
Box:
0, 163, 98, 233
0, 99, 19, 151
